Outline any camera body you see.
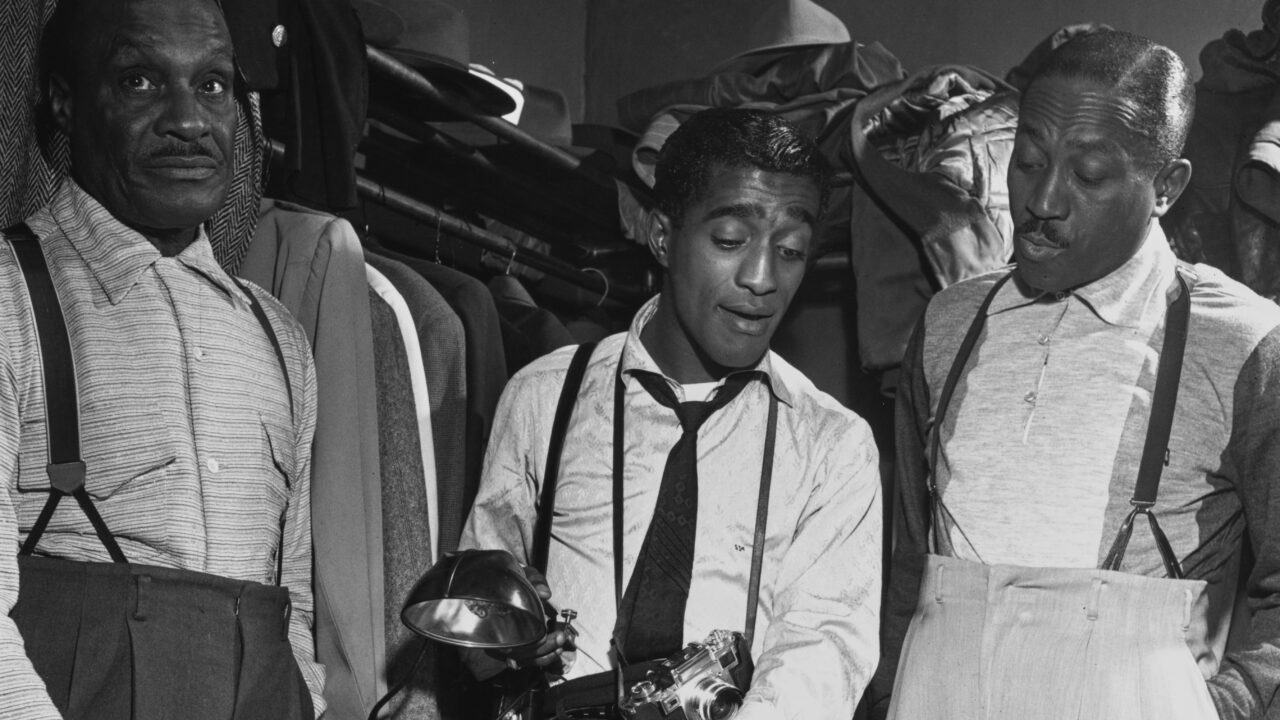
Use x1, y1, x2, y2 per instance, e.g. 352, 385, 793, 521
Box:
619, 630, 754, 720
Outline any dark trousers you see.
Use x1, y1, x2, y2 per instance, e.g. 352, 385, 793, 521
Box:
12, 556, 314, 720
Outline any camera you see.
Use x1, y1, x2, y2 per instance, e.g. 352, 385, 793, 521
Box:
619, 630, 754, 720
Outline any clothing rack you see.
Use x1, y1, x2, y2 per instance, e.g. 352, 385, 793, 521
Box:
366, 47, 649, 201
267, 140, 647, 307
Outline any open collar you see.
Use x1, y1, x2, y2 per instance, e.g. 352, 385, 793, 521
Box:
48, 179, 246, 307
988, 224, 1177, 330
617, 295, 794, 407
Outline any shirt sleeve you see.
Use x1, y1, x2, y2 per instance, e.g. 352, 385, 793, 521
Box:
0, 305, 64, 720
1207, 327, 1280, 718
457, 368, 548, 680
736, 411, 883, 720
866, 320, 932, 720
276, 320, 326, 718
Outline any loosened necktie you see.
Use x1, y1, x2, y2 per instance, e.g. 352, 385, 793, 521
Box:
613, 370, 755, 662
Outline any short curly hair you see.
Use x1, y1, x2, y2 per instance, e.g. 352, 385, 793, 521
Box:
652, 108, 830, 227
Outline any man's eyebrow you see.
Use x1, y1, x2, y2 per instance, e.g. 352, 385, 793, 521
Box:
1064, 136, 1123, 156
700, 202, 816, 226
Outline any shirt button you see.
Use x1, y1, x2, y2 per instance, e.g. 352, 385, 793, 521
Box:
1054, 291, 1068, 301
272, 24, 288, 47
194, 347, 206, 360
1024, 390, 1037, 403
206, 458, 220, 473
1038, 334, 1050, 345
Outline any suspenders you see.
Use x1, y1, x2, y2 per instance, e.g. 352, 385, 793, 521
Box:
928, 270, 1193, 578
5, 223, 293, 564
536, 342, 775, 645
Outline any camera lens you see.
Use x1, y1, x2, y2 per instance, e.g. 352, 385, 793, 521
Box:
689, 679, 743, 720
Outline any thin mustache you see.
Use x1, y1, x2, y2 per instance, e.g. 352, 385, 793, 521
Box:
147, 143, 216, 160
1016, 219, 1066, 247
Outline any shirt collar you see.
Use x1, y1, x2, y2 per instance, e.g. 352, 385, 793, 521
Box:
618, 295, 794, 406
988, 223, 1177, 329
49, 179, 246, 306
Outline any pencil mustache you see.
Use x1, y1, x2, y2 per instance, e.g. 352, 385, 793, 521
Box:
1017, 219, 1066, 247
147, 142, 216, 161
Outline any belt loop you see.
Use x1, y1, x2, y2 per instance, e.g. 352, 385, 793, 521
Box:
1182, 588, 1193, 630
934, 564, 946, 604
1086, 577, 1104, 621
133, 574, 152, 620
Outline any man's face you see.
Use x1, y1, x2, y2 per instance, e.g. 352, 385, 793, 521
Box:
642, 165, 819, 383
1008, 75, 1164, 292
51, 0, 236, 236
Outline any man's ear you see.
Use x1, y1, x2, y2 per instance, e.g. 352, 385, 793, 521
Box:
645, 210, 674, 269
1151, 158, 1192, 218
48, 72, 74, 135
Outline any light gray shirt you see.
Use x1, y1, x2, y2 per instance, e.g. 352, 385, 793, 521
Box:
460, 296, 882, 720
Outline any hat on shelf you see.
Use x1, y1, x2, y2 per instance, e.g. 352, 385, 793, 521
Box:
354, 0, 521, 118
714, 0, 850, 68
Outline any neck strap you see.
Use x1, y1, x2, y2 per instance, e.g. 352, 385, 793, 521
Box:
610, 360, 777, 652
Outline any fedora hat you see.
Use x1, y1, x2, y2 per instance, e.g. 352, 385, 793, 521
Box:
354, 0, 519, 118
715, 0, 850, 67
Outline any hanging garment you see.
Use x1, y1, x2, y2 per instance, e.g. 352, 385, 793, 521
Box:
1165, 1, 1280, 301
365, 251, 468, 555
368, 264, 439, 559
367, 284, 440, 720
245, 0, 368, 210
374, 247, 508, 543
489, 274, 575, 374
242, 199, 386, 720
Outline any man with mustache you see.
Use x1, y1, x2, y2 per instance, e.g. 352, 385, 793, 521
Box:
0, 0, 323, 718
868, 30, 1280, 720
460, 108, 882, 720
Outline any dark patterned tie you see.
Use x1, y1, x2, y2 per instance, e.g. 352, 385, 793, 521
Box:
614, 371, 755, 662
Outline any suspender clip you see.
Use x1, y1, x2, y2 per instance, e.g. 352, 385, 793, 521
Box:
46, 461, 86, 494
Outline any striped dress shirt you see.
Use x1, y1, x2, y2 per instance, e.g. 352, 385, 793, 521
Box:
0, 181, 324, 718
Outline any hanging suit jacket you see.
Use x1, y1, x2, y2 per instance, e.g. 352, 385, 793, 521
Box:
374, 248, 508, 548
242, 199, 386, 720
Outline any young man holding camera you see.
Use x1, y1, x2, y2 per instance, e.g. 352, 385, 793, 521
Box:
460, 108, 882, 719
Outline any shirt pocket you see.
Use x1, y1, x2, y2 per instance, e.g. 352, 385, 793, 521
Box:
259, 416, 297, 503
16, 404, 179, 501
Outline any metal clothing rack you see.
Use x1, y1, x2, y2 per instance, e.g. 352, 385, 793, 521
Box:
267, 140, 646, 307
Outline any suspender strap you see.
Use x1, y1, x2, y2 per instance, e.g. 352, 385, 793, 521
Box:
7, 224, 127, 563
926, 273, 1012, 557
230, 276, 294, 419
929, 271, 1193, 578
532, 342, 598, 574
1101, 273, 1191, 578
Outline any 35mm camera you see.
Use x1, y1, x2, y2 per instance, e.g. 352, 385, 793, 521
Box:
619, 630, 754, 720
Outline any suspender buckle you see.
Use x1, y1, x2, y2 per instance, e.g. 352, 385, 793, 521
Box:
46, 461, 86, 494
1129, 499, 1155, 510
